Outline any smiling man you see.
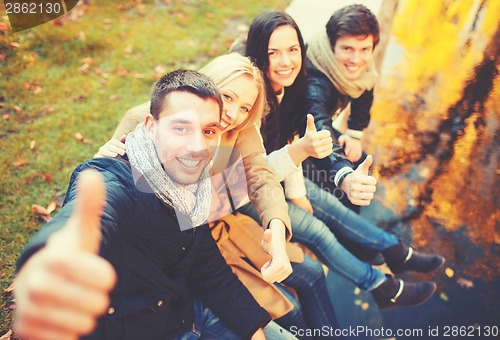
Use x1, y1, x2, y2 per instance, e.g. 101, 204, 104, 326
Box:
14, 70, 273, 340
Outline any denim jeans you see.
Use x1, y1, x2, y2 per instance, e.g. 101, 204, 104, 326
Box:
175, 300, 297, 339
238, 178, 398, 291
278, 257, 344, 339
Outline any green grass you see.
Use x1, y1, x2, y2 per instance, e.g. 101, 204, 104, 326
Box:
0, 0, 290, 333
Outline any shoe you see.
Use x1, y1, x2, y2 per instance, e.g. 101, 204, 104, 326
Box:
371, 275, 437, 310
383, 243, 445, 274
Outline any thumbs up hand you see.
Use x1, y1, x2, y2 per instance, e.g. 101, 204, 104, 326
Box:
340, 155, 377, 206
14, 170, 117, 340
289, 114, 333, 165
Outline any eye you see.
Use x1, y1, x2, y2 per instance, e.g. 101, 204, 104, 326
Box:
203, 129, 217, 136
290, 47, 299, 53
268, 51, 277, 57
241, 106, 250, 113
174, 127, 188, 133
223, 94, 232, 102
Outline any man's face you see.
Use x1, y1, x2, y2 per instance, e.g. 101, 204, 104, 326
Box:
145, 91, 222, 185
333, 34, 374, 81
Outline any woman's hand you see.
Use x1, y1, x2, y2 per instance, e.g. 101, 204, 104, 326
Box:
94, 135, 127, 158
339, 134, 363, 163
288, 195, 313, 214
288, 114, 333, 165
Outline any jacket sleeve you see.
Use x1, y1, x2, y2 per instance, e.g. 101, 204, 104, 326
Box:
235, 125, 292, 239
347, 89, 374, 138
301, 63, 354, 185
16, 160, 131, 271
188, 227, 271, 339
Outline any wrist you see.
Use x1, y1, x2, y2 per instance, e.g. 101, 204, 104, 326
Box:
288, 139, 308, 165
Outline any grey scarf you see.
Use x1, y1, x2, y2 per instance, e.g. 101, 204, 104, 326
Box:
307, 29, 378, 98
126, 123, 211, 228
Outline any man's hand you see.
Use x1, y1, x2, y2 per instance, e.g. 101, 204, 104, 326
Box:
340, 155, 377, 206
94, 135, 127, 158
14, 170, 117, 340
250, 328, 266, 340
289, 196, 314, 214
260, 219, 292, 283
338, 134, 363, 163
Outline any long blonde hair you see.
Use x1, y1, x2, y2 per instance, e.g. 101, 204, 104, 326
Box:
199, 53, 266, 129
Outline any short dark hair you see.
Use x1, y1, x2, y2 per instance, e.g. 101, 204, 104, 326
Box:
326, 4, 380, 49
150, 69, 223, 120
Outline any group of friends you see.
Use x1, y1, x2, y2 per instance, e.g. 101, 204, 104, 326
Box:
13, 4, 445, 340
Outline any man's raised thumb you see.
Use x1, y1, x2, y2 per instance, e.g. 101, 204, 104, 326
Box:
305, 114, 317, 132
72, 169, 106, 254
357, 155, 373, 175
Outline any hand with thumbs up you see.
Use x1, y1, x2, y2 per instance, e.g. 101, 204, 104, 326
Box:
14, 170, 117, 340
288, 114, 333, 165
340, 155, 377, 206
338, 134, 363, 163
260, 219, 292, 283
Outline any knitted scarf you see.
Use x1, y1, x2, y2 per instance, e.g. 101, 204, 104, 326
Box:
307, 30, 378, 98
126, 123, 211, 228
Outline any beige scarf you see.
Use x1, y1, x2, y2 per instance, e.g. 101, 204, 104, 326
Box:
307, 29, 378, 99
126, 123, 211, 228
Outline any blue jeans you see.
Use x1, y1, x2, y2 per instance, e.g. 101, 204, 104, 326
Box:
175, 300, 296, 339
278, 257, 344, 339
238, 178, 398, 291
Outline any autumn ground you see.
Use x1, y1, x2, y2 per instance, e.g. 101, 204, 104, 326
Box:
0, 0, 291, 334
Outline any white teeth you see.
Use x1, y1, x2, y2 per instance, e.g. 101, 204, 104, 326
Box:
277, 69, 292, 75
178, 158, 201, 167
346, 66, 359, 71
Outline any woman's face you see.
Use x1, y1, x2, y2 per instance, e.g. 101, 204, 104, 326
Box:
218, 74, 258, 132
266, 25, 302, 93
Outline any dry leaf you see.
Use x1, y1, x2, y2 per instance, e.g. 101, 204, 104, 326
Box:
30, 140, 36, 150
439, 292, 449, 301
46, 201, 57, 214
124, 44, 133, 54
154, 64, 167, 74
82, 57, 95, 65
0, 54, 6, 61
445, 267, 454, 278
78, 63, 92, 74
117, 68, 128, 77
77, 31, 86, 41
109, 94, 121, 100
12, 159, 29, 167
0, 22, 9, 32
22, 82, 31, 90
2, 114, 10, 120
0, 329, 12, 340
457, 277, 474, 289
13, 105, 22, 113
32, 204, 50, 215
33, 86, 42, 95
10, 42, 20, 48
42, 172, 53, 181
75, 132, 84, 141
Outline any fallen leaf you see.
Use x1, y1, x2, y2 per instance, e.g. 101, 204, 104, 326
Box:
12, 159, 29, 167
42, 172, 53, 181
77, 31, 86, 41
457, 277, 474, 289
46, 201, 57, 214
154, 64, 167, 74
78, 63, 92, 74
13, 105, 23, 113
124, 44, 133, 54
30, 140, 36, 150
32, 204, 50, 215
75, 132, 84, 141
109, 94, 121, 100
33, 86, 42, 95
0, 54, 6, 61
439, 292, 449, 301
23, 82, 31, 90
2, 114, 10, 120
205, 12, 215, 19
53, 19, 64, 26
445, 267, 454, 278
0, 329, 12, 340
81, 57, 95, 65
117, 68, 128, 77
0, 22, 9, 32
73, 95, 87, 102
4, 283, 14, 293
10, 42, 20, 48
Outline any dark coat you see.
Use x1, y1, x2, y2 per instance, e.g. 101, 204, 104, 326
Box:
17, 157, 270, 340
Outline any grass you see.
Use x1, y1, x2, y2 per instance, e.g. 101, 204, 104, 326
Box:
0, 0, 291, 333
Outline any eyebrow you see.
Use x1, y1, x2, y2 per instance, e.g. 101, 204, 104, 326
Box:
268, 44, 300, 51
170, 119, 221, 128
225, 89, 239, 99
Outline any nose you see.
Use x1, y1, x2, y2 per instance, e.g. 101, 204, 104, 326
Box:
279, 53, 291, 66
224, 103, 237, 122
185, 130, 207, 153
349, 50, 360, 62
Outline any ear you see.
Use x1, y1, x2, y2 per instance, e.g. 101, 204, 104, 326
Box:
144, 114, 156, 139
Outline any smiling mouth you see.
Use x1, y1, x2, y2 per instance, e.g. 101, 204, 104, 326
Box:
276, 69, 293, 75
177, 157, 203, 168
345, 65, 361, 72
219, 118, 232, 130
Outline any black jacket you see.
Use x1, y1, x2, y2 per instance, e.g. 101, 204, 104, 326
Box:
17, 157, 270, 339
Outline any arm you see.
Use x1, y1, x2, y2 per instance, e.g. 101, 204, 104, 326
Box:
14, 170, 117, 340
188, 227, 271, 339
111, 101, 150, 139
